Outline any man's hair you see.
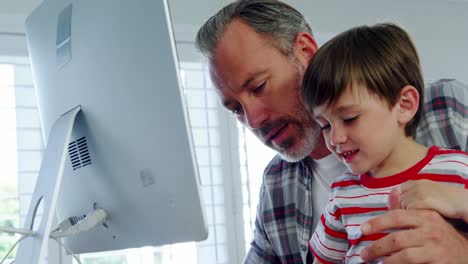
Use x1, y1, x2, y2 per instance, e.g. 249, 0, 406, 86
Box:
302, 23, 424, 137
195, 0, 312, 59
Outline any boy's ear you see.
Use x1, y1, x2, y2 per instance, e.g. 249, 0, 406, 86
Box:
396, 85, 420, 125
292, 32, 318, 67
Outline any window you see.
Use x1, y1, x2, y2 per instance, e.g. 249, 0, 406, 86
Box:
0, 56, 47, 263
0, 62, 21, 261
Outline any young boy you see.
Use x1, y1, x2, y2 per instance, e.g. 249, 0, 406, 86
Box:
301, 23, 468, 263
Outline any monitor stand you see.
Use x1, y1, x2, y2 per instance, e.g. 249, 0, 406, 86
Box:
15, 106, 81, 264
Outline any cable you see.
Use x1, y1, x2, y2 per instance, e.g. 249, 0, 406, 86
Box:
50, 208, 108, 238
0, 195, 42, 263
0, 227, 34, 264
0, 235, 27, 264
0, 185, 42, 263
0, 207, 106, 263
0, 228, 84, 264
0, 227, 35, 237
47, 208, 107, 264
50, 237, 82, 264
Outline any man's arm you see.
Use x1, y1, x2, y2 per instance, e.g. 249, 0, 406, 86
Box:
363, 176, 468, 263
244, 237, 281, 264
243, 183, 281, 264
391, 179, 468, 223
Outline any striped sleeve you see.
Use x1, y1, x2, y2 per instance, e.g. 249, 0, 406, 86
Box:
309, 190, 349, 263
421, 148, 468, 188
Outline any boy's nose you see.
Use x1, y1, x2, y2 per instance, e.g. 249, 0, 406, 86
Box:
329, 127, 347, 146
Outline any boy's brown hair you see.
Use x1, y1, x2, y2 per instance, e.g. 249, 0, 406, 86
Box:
302, 23, 424, 137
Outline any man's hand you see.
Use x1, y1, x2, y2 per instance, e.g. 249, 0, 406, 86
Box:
389, 180, 468, 222
360, 209, 468, 263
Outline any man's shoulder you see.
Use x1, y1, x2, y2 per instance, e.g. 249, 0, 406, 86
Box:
424, 79, 467, 102
417, 79, 468, 151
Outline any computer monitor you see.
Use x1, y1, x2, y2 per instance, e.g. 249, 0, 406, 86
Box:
18, 0, 208, 261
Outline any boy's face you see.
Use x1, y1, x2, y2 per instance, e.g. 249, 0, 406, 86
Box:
312, 83, 404, 176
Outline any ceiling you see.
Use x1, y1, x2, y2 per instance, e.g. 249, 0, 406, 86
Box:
1, 0, 467, 83
2, 0, 468, 34
0, 0, 41, 15
0, 0, 232, 26
0, 0, 468, 39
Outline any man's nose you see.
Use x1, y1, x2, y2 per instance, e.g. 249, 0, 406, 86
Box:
329, 126, 347, 146
243, 103, 268, 130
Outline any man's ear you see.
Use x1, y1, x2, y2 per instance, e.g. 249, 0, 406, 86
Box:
292, 32, 318, 67
396, 85, 420, 126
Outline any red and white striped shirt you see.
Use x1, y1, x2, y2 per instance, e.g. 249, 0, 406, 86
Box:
309, 146, 468, 264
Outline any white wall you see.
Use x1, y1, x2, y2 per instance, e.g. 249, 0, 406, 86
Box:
287, 0, 468, 83
3, 1, 468, 84
169, 0, 468, 83
0, 14, 28, 57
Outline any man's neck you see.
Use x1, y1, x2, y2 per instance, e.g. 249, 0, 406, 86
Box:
309, 134, 331, 160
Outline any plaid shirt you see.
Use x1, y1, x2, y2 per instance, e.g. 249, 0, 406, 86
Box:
243, 79, 468, 264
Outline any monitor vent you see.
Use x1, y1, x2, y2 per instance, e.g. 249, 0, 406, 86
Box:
68, 137, 92, 170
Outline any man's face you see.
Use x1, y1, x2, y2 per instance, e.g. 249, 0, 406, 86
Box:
209, 19, 320, 162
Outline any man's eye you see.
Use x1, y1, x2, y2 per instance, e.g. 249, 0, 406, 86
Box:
253, 81, 266, 95
231, 105, 243, 116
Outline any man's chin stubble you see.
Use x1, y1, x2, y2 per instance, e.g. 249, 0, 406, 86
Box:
277, 131, 319, 162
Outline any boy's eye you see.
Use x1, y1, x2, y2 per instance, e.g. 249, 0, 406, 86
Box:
319, 123, 331, 131
315, 119, 330, 131
344, 116, 358, 124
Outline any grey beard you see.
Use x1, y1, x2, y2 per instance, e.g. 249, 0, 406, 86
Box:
278, 124, 320, 162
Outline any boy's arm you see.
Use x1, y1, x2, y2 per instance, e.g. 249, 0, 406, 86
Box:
309, 196, 348, 264
309, 216, 347, 264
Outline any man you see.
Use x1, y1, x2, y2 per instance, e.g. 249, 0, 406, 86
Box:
195, 0, 468, 263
